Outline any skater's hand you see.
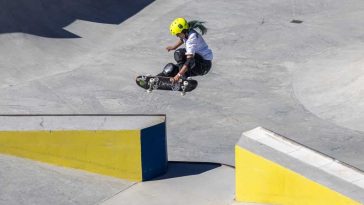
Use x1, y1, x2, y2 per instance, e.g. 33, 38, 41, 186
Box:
170, 74, 181, 83
166, 46, 174, 52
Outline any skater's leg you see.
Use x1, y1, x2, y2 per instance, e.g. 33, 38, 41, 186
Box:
171, 48, 212, 78
157, 63, 179, 77
174, 48, 187, 67
188, 54, 212, 77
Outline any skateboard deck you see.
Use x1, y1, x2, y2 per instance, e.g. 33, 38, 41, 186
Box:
136, 75, 198, 95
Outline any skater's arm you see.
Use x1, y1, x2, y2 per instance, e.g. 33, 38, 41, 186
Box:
178, 56, 192, 76
166, 39, 183, 52
171, 54, 193, 82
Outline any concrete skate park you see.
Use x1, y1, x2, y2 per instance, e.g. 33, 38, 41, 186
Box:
0, 0, 364, 204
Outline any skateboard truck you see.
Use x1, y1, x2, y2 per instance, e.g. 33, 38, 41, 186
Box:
181, 80, 189, 96
147, 77, 158, 93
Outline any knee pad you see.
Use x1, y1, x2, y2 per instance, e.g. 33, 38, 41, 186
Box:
162, 63, 179, 76
174, 48, 186, 64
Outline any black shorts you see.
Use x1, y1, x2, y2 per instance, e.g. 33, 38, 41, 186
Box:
189, 54, 212, 76
175, 48, 212, 77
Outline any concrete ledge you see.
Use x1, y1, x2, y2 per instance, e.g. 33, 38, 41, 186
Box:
235, 127, 363, 205
0, 115, 167, 181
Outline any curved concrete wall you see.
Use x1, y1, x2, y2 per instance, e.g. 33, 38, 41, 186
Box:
0, 0, 154, 38
0, 115, 167, 181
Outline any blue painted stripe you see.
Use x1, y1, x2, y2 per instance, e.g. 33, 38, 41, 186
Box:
140, 122, 168, 181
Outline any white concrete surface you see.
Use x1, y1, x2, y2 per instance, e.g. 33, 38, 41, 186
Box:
100, 163, 235, 205
0, 115, 165, 130
292, 29, 364, 133
0, 154, 134, 205
1, 0, 364, 168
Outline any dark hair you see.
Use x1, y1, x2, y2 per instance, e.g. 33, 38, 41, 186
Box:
188, 20, 208, 35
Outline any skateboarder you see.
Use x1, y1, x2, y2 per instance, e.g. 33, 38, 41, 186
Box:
157, 18, 213, 83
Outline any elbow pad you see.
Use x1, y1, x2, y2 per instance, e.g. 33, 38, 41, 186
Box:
184, 57, 195, 68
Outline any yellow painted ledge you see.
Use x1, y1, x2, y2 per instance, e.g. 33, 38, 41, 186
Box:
235, 146, 361, 205
0, 130, 142, 181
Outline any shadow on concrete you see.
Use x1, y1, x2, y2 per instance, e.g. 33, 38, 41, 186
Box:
151, 161, 222, 181
0, 0, 154, 38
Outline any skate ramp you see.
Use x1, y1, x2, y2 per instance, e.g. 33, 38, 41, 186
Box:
0, 0, 154, 38
236, 127, 364, 204
0, 115, 167, 181
293, 45, 364, 132
1, 0, 364, 204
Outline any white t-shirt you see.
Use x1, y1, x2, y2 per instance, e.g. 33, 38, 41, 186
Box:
183, 29, 213, 61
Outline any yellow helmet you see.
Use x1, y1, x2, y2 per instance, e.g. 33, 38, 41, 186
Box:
170, 18, 189, 36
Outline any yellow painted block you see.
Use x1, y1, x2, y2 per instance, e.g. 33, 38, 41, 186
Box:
235, 146, 361, 205
0, 130, 142, 181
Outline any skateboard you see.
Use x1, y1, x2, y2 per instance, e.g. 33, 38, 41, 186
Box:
136, 75, 198, 96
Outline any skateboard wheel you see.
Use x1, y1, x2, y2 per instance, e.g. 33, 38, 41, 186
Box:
139, 80, 146, 86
